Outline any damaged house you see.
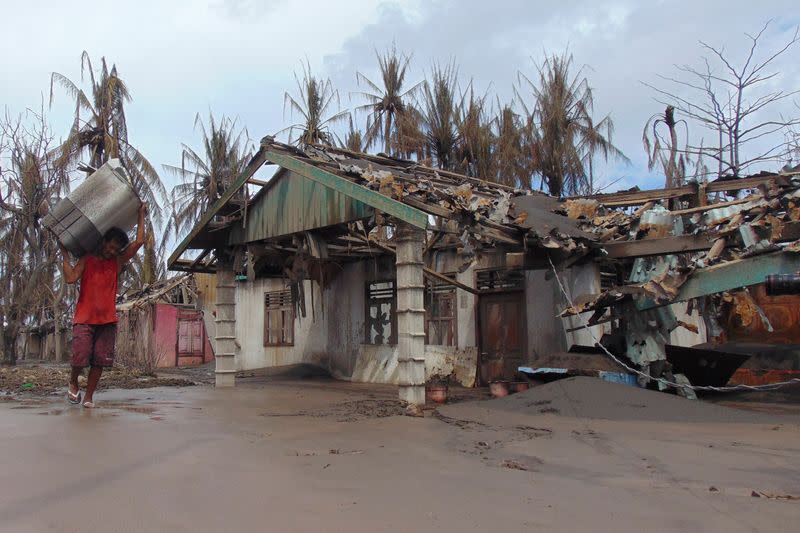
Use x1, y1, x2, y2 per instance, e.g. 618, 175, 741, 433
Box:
169, 138, 607, 403
169, 137, 800, 401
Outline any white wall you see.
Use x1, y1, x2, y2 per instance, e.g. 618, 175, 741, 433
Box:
232, 250, 586, 386
235, 278, 329, 371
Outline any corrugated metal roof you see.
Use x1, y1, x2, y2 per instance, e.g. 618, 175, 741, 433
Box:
227, 169, 374, 244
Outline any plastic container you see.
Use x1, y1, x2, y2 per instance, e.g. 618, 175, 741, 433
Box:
44, 159, 140, 256
598, 371, 638, 387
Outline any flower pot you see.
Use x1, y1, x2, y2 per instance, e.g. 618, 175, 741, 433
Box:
509, 381, 529, 393
489, 381, 509, 398
426, 384, 448, 404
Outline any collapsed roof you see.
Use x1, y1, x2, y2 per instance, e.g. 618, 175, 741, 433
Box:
168, 137, 595, 275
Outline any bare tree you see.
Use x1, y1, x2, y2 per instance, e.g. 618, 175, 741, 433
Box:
645, 21, 800, 178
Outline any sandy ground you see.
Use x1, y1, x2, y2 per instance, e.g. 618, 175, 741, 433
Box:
1, 371, 799, 532
0, 363, 196, 395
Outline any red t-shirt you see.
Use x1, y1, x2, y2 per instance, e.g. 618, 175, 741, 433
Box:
73, 256, 120, 325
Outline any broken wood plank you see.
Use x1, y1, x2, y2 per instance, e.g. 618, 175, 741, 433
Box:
602, 234, 715, 258
403, 196, 453, 218
424, 231, 446, 255
348, 232, 479, 294
585, 184, 696, 207
670, 195, 759, 216
706, 175, 776, 193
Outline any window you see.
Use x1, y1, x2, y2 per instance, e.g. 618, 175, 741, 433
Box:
365, 281, 396, 345
476, 269, 525, 292
425, 278, 457, 346
264, 289, 294, 346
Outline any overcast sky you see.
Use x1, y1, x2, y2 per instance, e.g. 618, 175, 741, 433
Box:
2, 0, 798, 195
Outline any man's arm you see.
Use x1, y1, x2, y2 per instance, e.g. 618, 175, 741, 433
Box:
120, 203, 147, 264
60, 244, 87, 284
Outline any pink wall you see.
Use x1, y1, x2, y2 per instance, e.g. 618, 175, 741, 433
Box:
154, 303, 178, 368
152, 304, 214, 368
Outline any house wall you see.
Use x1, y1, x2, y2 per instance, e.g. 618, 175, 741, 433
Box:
232, 249, 591, 387
154, 304, 178, 367
235, 278, 330, 371
152, 303, 215, 368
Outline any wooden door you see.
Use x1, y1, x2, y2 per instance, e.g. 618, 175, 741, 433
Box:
177, 309, 205, 365
478, 292, 526, 385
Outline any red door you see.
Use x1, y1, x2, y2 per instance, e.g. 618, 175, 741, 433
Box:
177, 310, 205, 366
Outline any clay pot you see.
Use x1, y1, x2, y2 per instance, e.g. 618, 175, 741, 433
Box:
426, 384, 448, 404
489, 381, 509, 398
509, 381, 529, 393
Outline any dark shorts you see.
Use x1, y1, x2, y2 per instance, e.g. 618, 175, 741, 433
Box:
72, 323, 117, 368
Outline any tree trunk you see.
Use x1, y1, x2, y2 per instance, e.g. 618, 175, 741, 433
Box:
2, 325, 18, 366
665, 106, 679, 188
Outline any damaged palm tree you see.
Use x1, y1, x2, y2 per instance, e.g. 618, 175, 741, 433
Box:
419, 63, 461, 170
0, 109, 71, 365
50, 52, 167, 286
643, 105, 688, 189
282, 61, 349, 147
162, 113, 253, 246
517, 52, 628, 197
354, 44, 423, 156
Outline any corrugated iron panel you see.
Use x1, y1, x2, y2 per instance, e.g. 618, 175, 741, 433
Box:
228, 171, 374, 244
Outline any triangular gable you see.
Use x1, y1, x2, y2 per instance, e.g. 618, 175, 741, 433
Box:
228, 169, 374, 244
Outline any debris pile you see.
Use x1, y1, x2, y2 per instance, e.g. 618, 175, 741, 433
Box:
560, 171, 800, 314
552, 171, 800, 389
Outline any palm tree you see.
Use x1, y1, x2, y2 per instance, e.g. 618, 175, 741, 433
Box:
493, 103, 530, 188
643, 105, 689, 188
341, 116, 365, 153
454, 86, 494, 179
517, 52, 628, 197
419, 63, 460, 170
354, 45, 422, 155
50, 52, 167, 285
50, 52, 166, 223
282, 61, 349, 147
162, 113, 252, 246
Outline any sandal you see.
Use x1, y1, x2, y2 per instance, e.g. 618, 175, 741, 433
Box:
67, 389, 82, 405
82, 400, 95, 409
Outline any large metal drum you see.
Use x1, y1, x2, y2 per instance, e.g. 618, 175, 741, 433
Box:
43, 159, 141, 256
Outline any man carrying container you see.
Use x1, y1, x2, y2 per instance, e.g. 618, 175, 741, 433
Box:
60, 203, 147, 408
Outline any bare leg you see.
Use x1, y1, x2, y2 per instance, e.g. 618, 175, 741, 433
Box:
84, 366, 103, 403
69, 367, 83, 396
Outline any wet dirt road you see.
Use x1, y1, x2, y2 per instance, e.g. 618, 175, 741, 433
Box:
1, 375, 799, 532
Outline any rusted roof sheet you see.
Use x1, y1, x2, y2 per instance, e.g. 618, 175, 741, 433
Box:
227, 169, 374, 244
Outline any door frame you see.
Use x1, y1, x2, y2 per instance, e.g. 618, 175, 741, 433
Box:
475, 268, 527, 386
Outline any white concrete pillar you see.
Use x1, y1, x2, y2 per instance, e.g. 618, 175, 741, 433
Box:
395, 222, 426, 404
215, 266, 237, 387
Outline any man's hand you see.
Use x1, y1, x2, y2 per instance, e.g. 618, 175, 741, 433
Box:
120, 201, 147, 264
